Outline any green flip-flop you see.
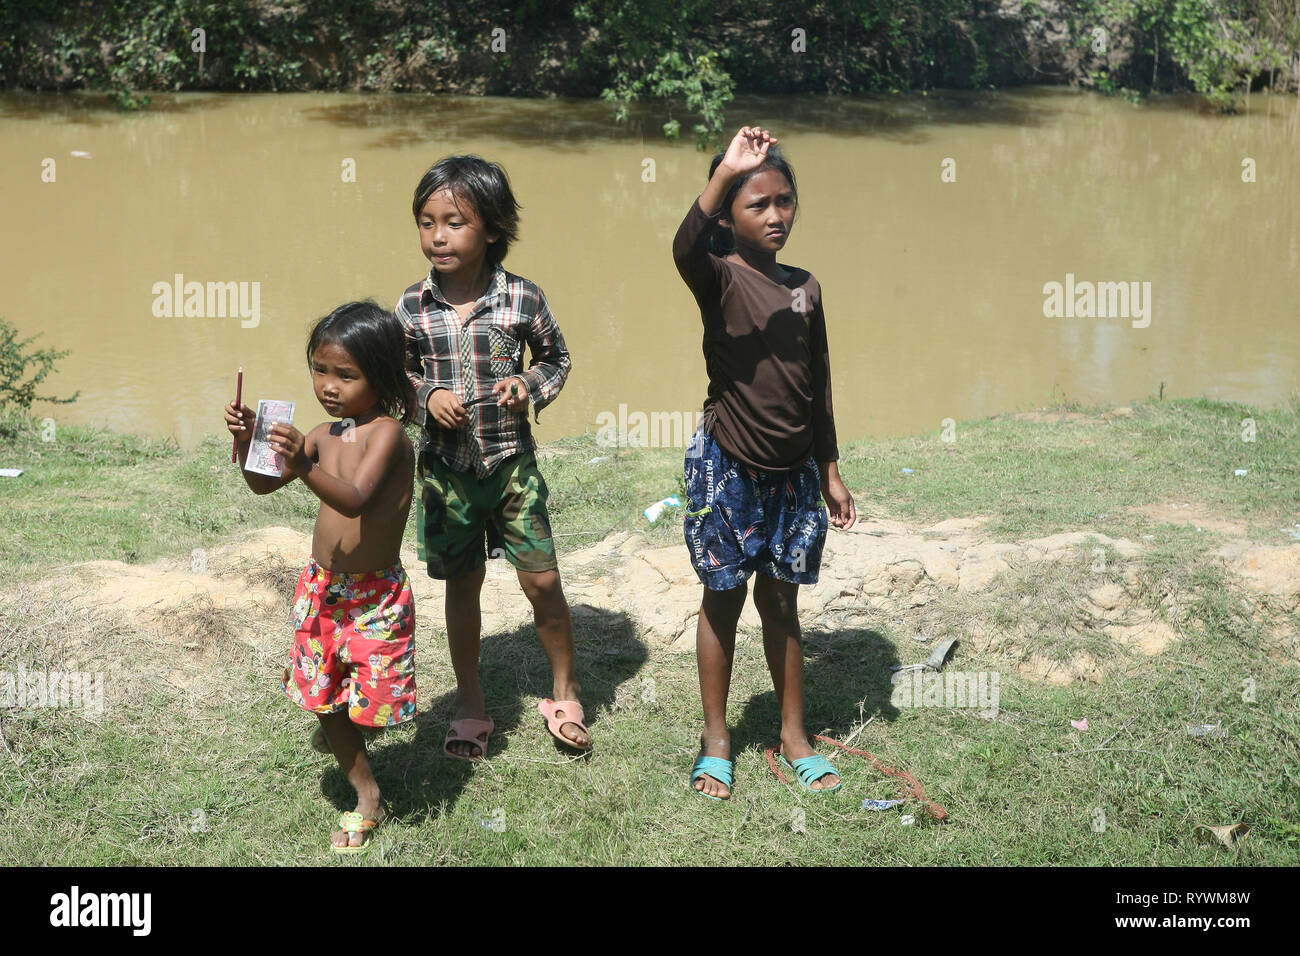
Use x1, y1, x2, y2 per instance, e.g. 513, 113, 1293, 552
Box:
690, 755, 734, 801
331, 811, 379, 854
779, 753, 842, 793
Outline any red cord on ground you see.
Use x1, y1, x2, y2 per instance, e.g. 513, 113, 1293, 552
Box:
765, 734, 949, 822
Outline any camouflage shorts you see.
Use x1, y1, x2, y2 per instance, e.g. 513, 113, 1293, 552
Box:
416, 450, 557, 579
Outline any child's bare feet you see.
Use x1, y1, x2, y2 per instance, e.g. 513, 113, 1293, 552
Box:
780, 733, 839, 790
693, 732, 732, 799
331, 793, 386, 850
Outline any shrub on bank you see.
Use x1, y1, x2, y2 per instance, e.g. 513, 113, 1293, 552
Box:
1, 1, 1296, 141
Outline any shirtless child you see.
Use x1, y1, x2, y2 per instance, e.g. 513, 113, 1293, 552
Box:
225, 300, 417, 853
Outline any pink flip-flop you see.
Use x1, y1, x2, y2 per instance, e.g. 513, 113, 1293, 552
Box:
443, 716, 494, 762
537, 699, 591, 751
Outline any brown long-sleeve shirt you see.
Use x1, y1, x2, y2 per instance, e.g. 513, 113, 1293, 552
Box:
673, 197, 839, 473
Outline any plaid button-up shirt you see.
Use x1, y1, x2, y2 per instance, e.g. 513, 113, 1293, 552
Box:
396, 264, 572, 477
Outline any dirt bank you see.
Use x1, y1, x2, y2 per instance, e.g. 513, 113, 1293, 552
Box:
21, 504, 1296, 711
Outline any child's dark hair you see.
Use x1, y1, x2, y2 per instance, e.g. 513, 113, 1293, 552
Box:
411, 155, 521, 265
306, 301, 418, 427
706, 145, 798, 256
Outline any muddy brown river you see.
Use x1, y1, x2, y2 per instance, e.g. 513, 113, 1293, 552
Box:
2, 88, 1296, 448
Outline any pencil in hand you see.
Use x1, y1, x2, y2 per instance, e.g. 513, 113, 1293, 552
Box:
231, 367, 243, 463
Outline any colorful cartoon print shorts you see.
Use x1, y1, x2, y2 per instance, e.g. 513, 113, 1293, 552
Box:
416, 449, 557, 579
683, 425, 827, 590
281, 558, 417, 727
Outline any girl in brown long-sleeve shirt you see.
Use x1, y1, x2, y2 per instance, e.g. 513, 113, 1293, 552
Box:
674, 127, 857, 800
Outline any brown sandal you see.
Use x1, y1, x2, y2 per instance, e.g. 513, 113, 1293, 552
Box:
538, 699, 592, 751
443, 716, 494, 762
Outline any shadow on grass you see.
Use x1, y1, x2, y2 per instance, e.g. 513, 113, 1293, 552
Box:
318, 605, 644, 819
730, 626, 901, 756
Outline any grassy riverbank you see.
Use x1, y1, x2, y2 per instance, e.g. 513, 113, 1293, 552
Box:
1, 396, 1297, 865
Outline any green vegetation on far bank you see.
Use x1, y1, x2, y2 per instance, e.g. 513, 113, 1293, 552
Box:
2, 1, 1297, 141
0, 396, 1297, 866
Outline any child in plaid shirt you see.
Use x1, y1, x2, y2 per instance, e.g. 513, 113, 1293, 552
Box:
395, 155, 591, 761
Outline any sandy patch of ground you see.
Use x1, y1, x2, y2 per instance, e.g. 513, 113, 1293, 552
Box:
1213, 540, 1300, 612
1016, 652, 1103, 685
1130, 501, 1247, 536
1010, 410, 1097, 424
1007, 406, 1134, 425
21, 495, 1294, 694
22, 528, 310, 698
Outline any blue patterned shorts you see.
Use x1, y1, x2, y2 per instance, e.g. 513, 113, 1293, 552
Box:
683, 425, 827, 590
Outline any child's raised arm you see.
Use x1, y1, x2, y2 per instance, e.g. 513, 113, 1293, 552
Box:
673, 126, 780, 300
269, 420, 403, 519
698, 126, 778, 216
